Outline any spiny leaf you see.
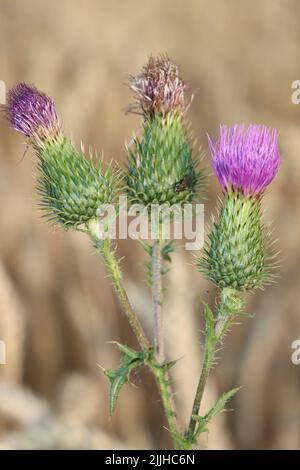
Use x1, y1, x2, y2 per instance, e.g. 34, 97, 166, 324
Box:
107, 368, 129, 415
143, 241, 174, 288
162, 241, 175, 262
111, 341, 143, 360
101, 343, 147, 414
161, 359, 178, 372
192, 386, 241, 438
137, 238, 153, 256
161, 267, 171, 276
204, 386, 241, 422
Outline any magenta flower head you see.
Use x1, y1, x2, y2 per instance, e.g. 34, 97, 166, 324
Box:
200, 124, 281, 291
128, 54, 186, 119
208, 124, 280, 196
5, 83, 61, 147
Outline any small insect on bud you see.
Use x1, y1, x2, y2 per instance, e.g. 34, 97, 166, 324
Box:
200, 124, 281, 291
174, 174, 194, 193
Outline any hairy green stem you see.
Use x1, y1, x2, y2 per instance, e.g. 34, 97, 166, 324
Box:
151, 237, 179, 447
186, 288, 242, 440
87, 220, 150, 351
152, 239, 164, 363
87, 220, 179, 447
186, 325, 216, 438
149, 360, 179, 449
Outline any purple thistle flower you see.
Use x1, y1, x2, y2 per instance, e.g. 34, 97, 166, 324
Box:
208, 124, 281, 196
5, 83, 60, 146
127, 55, 186, 118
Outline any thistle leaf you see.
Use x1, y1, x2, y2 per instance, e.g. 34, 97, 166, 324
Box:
111, 341, 143, 360
192, 386, 241, 438
161, 359, 178, 372
137, 238, 153, 256
162, 241, 175, 262
203, 386, 241, 422
101, 343, 147, 414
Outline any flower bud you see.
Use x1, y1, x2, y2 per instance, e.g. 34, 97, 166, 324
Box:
5, 83, 119, 229
200, 124, 280, 291
126, 55, 202, 207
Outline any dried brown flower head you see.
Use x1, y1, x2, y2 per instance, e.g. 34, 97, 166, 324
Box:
128, 55, 186, 118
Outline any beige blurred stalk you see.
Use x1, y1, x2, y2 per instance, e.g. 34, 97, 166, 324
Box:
0, 262, 25, 382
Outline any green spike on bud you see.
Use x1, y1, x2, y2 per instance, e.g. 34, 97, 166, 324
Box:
200, 189, 273, 291
38, 134, 119, 228
127, 112, 201, 206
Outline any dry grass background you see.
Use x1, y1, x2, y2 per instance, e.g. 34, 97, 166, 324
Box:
0, 0, 299, 449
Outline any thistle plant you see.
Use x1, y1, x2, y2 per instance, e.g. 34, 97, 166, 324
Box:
3, 57, 281, 450
185, 124, 280, 443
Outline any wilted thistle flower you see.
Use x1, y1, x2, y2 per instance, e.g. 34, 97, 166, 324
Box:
128, 54, 185, 118
126, 55, 203, 207
200, 124, 280, 291
5, 83, 118, 228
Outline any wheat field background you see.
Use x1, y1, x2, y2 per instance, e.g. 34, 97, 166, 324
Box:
0, 0, 299, 449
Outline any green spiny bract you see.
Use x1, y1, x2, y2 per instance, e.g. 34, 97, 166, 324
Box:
126, 112, 201, 207
200, 189, 273, 291
37, 134, 119, 228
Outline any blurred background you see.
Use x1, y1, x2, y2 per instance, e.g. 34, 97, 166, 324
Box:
0, 0, 299, 450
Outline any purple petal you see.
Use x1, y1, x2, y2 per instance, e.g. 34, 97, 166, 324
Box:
208, 124, 281, 196
6, 83, 59, 138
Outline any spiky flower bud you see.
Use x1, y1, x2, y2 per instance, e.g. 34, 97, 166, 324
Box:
200, 124, 280, 291
5, 83, 119, 228
126, 55, 202, 207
